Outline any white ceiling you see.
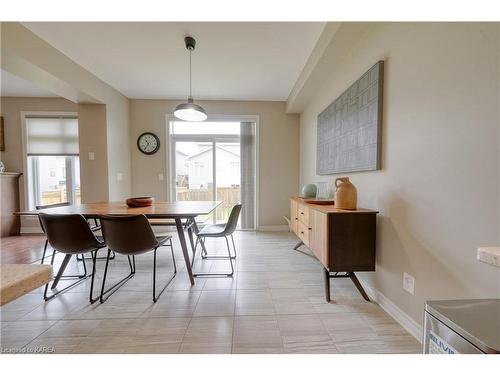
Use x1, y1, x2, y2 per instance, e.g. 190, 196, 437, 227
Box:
1, 69, 58, 97
22, 22, 325, 101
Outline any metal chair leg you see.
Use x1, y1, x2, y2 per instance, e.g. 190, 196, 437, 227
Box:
193, 235, 234, 278
230, 234, 237, 259
152, 246, 177, 302
89, 251, 100, 303
43, 251, 94, 302
99, 250, 136, 303
191, 237, 199, 267
201, 235, 236, 260
169, 238, 177, 274
190, 220, 208, 257
200, 237, 208, 257
40, 239, 48, 264
78, 250, 115, 262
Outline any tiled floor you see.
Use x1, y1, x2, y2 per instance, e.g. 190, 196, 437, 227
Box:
0, 231, 421, 354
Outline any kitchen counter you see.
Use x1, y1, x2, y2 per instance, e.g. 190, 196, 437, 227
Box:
477, 247, 500, 268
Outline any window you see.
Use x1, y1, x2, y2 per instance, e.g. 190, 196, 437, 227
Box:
25, 116, 80, 209
193, 161, 205, 177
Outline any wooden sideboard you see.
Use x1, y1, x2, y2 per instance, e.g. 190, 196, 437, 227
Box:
1, 172, 22, 237
290, 196, 378, 302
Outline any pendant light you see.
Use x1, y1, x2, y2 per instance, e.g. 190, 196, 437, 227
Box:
174, 36, 207, 122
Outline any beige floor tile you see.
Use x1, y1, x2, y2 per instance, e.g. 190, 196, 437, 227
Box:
193, 290, 236, 316
283, 340, 338, 354
0, 320, 57, 348
179, 341, 232, 354
232, 315, 283, 353
36, 319, 101, 338
20, 292, 90, 321
72, 335, 181, 354
141, 290, 201, 318
183, 316, 233, 344
235, 290, 275, 315
335, 338, 388, 354
27, 336, 85, 354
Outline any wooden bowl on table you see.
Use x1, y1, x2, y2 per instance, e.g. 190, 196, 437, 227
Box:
126, 196, 154, 207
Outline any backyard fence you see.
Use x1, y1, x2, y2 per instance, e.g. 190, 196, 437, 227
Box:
41, 188, 81, 206
177, 187, 241, 221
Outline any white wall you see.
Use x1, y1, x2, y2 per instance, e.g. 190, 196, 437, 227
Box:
298, 22, 500, 325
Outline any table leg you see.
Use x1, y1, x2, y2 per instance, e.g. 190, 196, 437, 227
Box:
293, 241, 304, 250
323, 267, 331, 303
349, 272, 370, 301
175, 217, 195, 285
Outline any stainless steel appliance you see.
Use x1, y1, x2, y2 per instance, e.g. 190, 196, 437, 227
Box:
423, 299, 499, 354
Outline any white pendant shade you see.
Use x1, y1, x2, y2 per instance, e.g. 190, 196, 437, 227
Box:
174, 98, 207, 122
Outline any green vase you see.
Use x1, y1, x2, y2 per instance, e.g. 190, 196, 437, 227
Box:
301, 184, 317, 198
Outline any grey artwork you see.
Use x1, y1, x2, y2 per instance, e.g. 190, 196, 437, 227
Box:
316, 61, 384, 175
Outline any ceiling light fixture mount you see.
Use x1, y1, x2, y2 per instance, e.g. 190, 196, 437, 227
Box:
174, 36, 207, 122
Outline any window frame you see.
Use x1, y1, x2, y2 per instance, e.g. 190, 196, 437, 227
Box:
167, 114, 259, 230
21, 111, 79, 210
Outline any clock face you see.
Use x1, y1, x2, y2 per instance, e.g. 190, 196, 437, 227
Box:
137, 132, 160, 155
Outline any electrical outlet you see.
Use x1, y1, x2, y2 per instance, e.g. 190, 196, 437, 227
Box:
158, 173, 164, 181
403, 272, 415, 295
117, 172, 123, 182
88, 152, 95, 161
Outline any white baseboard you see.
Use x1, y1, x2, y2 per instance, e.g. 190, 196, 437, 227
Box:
360, 280, 423, 343
20, 227, 44, 234
257, 225, 290, 232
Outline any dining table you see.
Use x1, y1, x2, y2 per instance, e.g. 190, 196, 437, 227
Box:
17, 200, 222, 286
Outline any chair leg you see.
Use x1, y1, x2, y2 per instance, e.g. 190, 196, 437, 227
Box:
193, 236, 234, 278
200, 237, 209, 258
89, 251, 99, 304
40, 239, 48, 264
169, 238, 177, 274
191, 237, 199, 268
43, 251, 94, 302
78, 249, 115, 261
225, 236, 235, 276
201, 236, 236, 260
230, 234, 238, 259
152, 246, 177, 302
99, 250, 135, 303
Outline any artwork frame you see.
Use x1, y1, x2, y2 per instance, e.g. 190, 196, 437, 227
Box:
0, 116, 4, 152
316, 61, 384, 175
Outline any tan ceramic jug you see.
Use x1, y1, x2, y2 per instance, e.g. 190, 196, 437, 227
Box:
334, 177, 357, 210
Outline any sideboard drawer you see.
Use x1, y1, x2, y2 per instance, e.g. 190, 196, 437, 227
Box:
297, 204, 309, 226
297, 221, 310, 247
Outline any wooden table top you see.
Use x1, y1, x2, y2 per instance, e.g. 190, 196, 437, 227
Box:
17, 201, 222, 218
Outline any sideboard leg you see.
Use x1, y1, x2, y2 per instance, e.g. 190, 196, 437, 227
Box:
323, 267, 331, 302
293, 241, 304, 250
349, 272, 370, 301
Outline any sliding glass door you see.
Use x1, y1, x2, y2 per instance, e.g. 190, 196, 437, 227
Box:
170, 120, 255, 229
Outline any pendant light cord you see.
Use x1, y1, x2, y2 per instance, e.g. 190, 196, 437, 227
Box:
189, 49, 192, 98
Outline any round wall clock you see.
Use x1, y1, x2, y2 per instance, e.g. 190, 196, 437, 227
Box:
137, 132, 160, 155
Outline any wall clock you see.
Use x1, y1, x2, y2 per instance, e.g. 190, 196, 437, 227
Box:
137, 132, 160, 155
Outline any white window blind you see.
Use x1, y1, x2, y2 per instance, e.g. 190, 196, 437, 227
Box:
26, 117, 79, 156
